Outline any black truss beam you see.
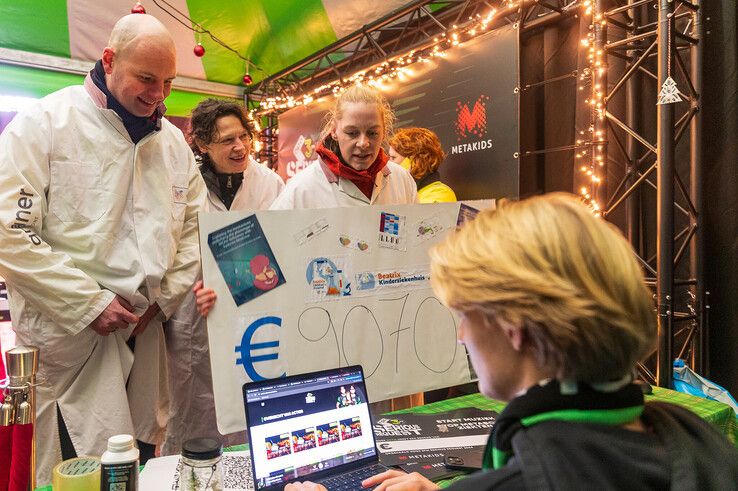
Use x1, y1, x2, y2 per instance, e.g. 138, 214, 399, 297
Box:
246, 0, 575, 111
594, 0, 705, 386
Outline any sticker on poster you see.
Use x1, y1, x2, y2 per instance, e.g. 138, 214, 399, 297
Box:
294, 218, 329, 246
354, 272, 377, 294
338, 233, 370, 252
456, 204, 480, 227
378, 211, 407, 251
208, 215, 285, 306
353, 267, 430, 297
413, 214, 444, 244
305, 256, 352, 302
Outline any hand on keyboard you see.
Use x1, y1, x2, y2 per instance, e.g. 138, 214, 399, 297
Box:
360, 469, 440, 491
283, 467, 440, 491
285, 482, 328, 491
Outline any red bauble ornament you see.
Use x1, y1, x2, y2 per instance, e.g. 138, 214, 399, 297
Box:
131, 2, 146, 14
193, 43, 205, 57
242, 73, 253, 85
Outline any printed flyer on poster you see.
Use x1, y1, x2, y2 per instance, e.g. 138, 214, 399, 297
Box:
208, 214, 286, 306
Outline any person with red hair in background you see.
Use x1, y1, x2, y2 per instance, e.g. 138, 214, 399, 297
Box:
388, 127, 456, 203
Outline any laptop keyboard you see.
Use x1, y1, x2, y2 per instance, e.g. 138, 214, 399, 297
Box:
317, 463, 388, 491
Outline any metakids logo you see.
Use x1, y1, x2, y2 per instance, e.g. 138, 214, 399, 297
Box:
452, 94, 492, 155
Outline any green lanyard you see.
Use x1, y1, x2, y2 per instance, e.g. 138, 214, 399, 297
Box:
485, 405, 645, 470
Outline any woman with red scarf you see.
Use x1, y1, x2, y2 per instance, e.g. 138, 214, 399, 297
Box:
194, 86, 419, 412
269, 84, 417, 209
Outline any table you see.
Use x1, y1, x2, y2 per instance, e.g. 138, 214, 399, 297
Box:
387, 386, 738, 488
34, 386, 737, 490
391, 386, 737, 445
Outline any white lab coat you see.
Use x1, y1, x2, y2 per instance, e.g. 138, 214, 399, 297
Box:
269, 157, 417, 209
204, 158, 285, 212
0, 80, 206, 485
162, 158, 284, 454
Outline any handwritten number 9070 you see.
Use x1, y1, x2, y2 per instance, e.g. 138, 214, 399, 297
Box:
296, 294, 458, 379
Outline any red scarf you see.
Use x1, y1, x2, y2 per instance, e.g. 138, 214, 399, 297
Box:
316, 143, 389, 200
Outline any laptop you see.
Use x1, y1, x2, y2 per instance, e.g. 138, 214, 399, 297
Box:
243, 365, 390, 491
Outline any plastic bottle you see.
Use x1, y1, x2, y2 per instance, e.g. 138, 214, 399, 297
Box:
100, 434, 139, 491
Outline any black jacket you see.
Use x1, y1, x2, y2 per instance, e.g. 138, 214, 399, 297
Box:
449, 402, 738, 490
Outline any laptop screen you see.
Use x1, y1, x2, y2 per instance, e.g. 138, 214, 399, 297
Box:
243, 366, 378, 490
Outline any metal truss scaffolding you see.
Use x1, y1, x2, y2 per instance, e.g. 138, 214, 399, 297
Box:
247, 0, 576, 108
593, 0, 704, 387
247, 0, 706, 388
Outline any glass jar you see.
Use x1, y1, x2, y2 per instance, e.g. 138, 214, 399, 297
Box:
180, 438, 223, 491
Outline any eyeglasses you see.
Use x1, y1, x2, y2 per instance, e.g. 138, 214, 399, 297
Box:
212, 133, 251, 147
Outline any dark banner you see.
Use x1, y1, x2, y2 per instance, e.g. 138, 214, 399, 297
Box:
277, 25, 520, 200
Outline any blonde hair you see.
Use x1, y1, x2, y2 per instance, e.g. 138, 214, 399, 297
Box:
319, 84, 395, 147
430, 193, 656, 383
389, 127, 446, 180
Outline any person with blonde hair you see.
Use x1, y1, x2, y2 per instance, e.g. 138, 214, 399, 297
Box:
270, 84, 416, 209
389, 127, 457, 203
286, 193, 738, 491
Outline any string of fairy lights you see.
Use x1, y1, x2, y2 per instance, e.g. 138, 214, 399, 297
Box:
578, 0, 605, 215
252, 7, 504, 115
251, 0, 604, 214
130, 0, 603, 211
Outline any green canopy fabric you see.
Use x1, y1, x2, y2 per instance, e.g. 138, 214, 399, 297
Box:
0, 64, 230, 117
0, 0, 410, 115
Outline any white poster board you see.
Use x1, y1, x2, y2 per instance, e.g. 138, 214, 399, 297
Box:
200, 201, 490, 434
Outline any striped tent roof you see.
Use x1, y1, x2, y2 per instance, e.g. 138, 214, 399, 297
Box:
0, 0, 410, 115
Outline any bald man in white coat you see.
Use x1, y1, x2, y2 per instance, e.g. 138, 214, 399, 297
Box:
0, 14, 206, 484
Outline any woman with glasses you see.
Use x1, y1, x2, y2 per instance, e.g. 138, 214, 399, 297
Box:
190, 99, 283, 212
162, 99, 284, 454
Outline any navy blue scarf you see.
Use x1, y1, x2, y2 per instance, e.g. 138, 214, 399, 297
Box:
90, 60, 162, 144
